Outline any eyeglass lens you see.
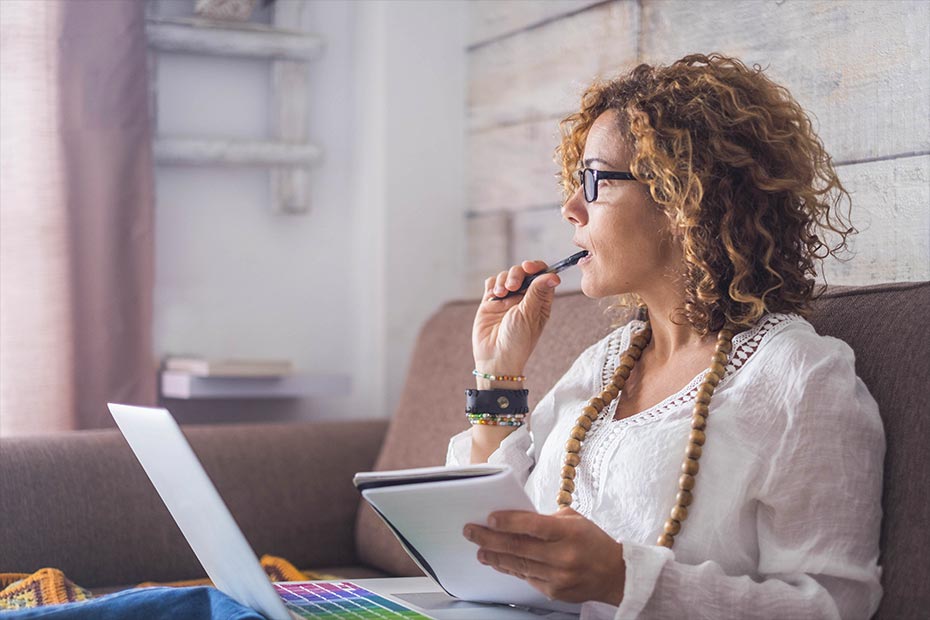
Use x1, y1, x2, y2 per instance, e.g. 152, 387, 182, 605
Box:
582, 169, 596, 202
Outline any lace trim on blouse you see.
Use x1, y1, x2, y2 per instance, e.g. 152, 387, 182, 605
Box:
574, 312, 802, 516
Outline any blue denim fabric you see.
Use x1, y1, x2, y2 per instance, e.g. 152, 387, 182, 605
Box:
0, 586, 265, 619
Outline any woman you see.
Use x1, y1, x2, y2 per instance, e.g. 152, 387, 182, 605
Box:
447, 54, 884, 619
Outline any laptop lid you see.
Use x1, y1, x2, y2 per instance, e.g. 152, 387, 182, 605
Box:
108, 403, 293, 620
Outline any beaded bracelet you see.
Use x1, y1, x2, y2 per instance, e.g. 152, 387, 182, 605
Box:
472, 370, 526, 382
467, 412, 526, 421
467, 413, 525, 427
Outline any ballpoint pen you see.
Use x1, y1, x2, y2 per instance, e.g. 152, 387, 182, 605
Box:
489, 250, 589, 301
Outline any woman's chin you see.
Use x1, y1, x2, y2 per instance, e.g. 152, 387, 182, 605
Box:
581, 276, 629, 300
580, 278, 607, 299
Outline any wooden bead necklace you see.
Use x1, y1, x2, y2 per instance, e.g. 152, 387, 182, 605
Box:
557, 319, 737, 549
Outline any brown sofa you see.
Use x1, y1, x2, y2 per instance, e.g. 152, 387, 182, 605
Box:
2, 282, 927, 618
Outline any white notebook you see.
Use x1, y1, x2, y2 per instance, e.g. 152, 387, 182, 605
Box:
354, 465, 581, 615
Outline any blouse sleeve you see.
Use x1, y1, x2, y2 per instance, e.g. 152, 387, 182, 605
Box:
445, 335, 610, 487
583, 332, 885, 620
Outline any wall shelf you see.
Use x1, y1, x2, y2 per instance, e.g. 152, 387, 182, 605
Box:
146, 1, 322, 213
154, 137, 323, 167
146, 17, 323, 61
160, 371, 350, 399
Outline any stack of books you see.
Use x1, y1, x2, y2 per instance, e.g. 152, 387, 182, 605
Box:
161, 356, 302, 399
163, 356, 294, 378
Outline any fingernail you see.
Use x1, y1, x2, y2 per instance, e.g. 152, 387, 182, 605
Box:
477, 550, 487, 563
463, 526, 474, 540
488, 516, 498, 528
546, 279, 558, 287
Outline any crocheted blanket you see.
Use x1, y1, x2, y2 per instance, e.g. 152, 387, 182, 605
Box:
0, 569, 92, 610
0, 556, 337, 611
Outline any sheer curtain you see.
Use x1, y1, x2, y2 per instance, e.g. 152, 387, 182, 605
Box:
0, 0, 155, 435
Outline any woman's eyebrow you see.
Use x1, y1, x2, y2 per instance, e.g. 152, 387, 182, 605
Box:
583, 157, 615, 168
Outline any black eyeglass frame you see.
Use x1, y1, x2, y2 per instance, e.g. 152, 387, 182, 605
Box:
577, 168, 636, 203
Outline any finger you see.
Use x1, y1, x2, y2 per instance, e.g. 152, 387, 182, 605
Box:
465, 526, 556, 564
521, 260, 549, 275
493, 271, 510, 297
527, 272, 560, 295
477, 549, 552, 583
505, 265, 528, 291
484, 276, 495, 296
487, 511, 564, 542
518, 269, 560, 314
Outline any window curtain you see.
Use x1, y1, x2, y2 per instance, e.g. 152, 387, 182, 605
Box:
0, 0, 155, 435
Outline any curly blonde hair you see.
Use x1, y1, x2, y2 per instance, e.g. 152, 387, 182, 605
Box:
556, 53, 855, 334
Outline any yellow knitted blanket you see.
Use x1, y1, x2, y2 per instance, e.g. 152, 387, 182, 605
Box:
0, 568, 92, 610
0, 556, 338, 610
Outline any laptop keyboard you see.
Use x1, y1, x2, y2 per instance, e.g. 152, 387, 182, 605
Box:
275, 581, 432, 619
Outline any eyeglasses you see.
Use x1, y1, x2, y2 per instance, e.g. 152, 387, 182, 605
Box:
577, 168, 636, 203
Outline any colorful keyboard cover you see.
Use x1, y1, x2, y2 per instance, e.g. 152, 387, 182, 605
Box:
274, 581, 432, 619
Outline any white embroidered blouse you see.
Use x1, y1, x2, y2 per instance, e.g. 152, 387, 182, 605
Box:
446, 313, 884, 619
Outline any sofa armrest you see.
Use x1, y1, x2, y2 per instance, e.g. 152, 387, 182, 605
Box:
0, 418, 389, 589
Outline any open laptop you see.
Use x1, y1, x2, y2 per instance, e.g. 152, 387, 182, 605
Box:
108, 404, 577, 620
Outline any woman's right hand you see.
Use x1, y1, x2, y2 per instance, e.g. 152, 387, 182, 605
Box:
472, 260, 561, 378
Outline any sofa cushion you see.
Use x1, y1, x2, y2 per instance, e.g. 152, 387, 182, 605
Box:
355, 282, 930, 619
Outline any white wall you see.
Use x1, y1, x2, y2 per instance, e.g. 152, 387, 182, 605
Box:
151, 0, 466, 423
353, 0, 468, 414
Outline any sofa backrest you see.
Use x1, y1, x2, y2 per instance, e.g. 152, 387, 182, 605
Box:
803, 282, 929, 619
0, 420, 387, 589
355, 282, 930, 618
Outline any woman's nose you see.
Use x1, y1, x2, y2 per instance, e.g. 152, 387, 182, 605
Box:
561, 186, 588, 226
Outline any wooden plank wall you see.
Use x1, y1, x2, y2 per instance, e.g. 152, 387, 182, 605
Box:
464, 0, 929, 296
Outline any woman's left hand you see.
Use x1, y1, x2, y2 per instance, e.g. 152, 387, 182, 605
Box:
463, 507, 626, 605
